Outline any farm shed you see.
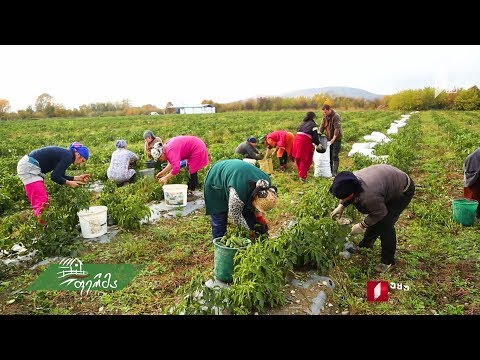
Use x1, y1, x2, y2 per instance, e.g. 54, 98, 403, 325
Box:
166, 104, 216, 114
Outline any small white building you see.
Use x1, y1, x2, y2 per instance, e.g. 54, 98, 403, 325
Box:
166, 104, 216, 114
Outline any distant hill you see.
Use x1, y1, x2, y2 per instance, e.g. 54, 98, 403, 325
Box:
279, 87, 384, 101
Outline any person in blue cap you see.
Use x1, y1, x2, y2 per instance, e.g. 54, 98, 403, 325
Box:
16, 142, 91, 219
329, 164, 415, 273
235, 137, 263, 160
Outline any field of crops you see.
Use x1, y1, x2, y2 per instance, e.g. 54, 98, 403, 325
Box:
0, 110, 479, 315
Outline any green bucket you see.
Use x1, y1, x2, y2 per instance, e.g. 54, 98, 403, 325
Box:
213, 237, 250, 283
452, 199, 478, 226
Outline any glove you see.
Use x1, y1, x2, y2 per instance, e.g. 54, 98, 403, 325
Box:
253, 221, 268, 234
327, 141, 332, 146
256, 214, 267, 225
351, 223, 366, 235
254, 213, 269, 234
331, 204, 345, 219
315, 144, 326, 153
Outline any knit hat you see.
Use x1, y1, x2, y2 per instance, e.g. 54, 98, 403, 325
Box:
115, 139, 127, 148
68, 142, 89, 160
329, 171, 363, 199
247, 137, 257, 143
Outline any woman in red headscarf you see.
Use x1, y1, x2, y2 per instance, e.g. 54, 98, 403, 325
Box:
262, 130, 294, 171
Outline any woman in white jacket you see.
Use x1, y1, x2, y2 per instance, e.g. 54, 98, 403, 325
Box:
107, 140, 139, 185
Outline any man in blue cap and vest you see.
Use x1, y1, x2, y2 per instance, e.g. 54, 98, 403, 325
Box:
235, 137, 263, 160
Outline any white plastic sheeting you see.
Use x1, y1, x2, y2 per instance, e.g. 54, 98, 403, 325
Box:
363, 131, 391, 143
348, 113, 412, 162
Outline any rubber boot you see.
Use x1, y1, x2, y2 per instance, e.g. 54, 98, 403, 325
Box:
332, 161, 339, 177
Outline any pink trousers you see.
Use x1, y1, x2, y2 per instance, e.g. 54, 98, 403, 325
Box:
295, 157, 313, 180
25, 180, 49, 217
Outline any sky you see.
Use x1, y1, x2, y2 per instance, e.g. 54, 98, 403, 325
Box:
1, 45, 480, 112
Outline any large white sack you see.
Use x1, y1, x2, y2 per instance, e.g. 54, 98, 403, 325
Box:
314, 144, 332, 177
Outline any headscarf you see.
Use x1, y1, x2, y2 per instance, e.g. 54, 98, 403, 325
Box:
329, 171, 363, 199
143, 130, 155, 139
303, 111, 317, 122
68, 142, 89, 160
115, 139, 127, 148
151, 142, 164, 161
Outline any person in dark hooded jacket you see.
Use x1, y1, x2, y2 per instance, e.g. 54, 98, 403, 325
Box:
463, 147, 480, 218
329, 164, 415, 273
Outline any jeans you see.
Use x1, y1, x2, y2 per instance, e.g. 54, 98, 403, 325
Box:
210, 209, 257, 240
359, 178, 415, 265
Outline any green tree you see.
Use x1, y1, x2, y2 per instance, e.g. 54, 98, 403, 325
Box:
35, 93, 54, 113
454, 86, 480, 110
0, 99, 10, 117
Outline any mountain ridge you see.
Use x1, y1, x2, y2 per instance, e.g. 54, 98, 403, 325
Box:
279, 86, 384, 100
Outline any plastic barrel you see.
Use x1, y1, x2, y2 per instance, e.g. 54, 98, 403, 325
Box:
139, 168, 155, 179
452, 199, 478, 226
77, 206, 108, 238
145, 160, 157, 168
213, 237, 250, 283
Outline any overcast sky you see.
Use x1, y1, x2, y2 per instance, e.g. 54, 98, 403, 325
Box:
1, 45, 479, 111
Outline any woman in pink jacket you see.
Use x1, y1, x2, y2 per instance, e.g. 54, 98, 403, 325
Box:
153, 135, 209, 199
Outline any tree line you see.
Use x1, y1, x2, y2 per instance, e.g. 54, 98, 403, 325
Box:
1, 86, 479, 120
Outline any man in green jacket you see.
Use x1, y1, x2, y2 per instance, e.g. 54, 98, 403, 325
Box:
204, 159, 278, 240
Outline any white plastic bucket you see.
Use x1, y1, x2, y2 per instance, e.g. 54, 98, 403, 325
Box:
77, 206, 108, 239
243, 158, 257, 165
163, 184, 188, 207
139, 168, 155, 179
